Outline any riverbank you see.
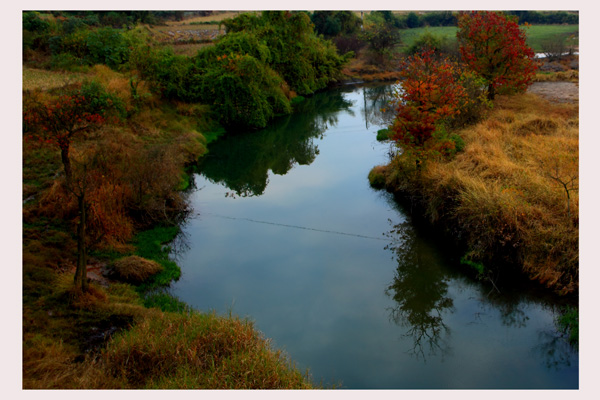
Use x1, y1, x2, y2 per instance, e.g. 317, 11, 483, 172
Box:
369, 89, 578, 296
22, 66, 315, 389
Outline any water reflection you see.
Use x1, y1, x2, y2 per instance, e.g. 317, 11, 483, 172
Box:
384, 220, 454, 361
197, 89, 354, 197
359, 84, 398, 130
469, 288, 532, 329
533, 327, 577, 371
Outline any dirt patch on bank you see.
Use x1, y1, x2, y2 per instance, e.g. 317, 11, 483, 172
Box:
528, 81, 579, 104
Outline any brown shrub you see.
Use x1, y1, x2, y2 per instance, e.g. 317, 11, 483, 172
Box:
112, 256, 163, 284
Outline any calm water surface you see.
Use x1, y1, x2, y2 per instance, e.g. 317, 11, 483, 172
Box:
170, 84, 578, 389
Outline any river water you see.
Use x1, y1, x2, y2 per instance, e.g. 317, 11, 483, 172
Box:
169, 84, 578, 389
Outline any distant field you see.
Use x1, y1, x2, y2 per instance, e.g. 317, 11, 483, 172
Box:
399, 24, 579, 53
524, 24, 579, 52
164, 11, 256, 26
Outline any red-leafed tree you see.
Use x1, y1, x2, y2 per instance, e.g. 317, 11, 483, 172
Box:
24, 89, 106, 292
457, 11, 537, 100
391, 49, 469, 168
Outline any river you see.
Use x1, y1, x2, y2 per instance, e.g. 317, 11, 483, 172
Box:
169, 83, 578, 389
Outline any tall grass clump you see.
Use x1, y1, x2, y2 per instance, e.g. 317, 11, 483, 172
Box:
102, 310, 313, 389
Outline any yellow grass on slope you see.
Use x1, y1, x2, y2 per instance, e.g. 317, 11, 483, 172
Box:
410, 93, 578, 294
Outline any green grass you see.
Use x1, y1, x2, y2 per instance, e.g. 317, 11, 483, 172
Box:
143, 291, 191, 313
376, 128, 391, 141
557, 306, 579, 347
460, 255, 485, 276
398, 24, 579, 54
400, 26, 458, 49
202, 127, 226, 144
132, 226, 182, 291
524, 24, 579, 52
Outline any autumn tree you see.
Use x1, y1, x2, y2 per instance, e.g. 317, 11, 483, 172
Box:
457, 11, 537, 100
24, 87, 108, 292
390, 50, 469, 169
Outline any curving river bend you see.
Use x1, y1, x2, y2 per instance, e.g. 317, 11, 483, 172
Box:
169, 84, 578, 389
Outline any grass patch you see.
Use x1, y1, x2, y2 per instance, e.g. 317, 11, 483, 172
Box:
368, 165, 389, 189
132, 226, 182, 290
202, 127, 227, 144
556, 306, 578, 347
400, 26, 458, 50
376, 128, 391, 141
524, 24, 579, 53
143, 291, 191, 313
23, 67, 91, 91
460, 255, 485, 276
534, 70, 579, 83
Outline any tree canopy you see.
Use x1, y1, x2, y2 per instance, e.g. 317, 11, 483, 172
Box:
457, 11, 537, 100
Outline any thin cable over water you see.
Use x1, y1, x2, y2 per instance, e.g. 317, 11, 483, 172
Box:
200, 212, 390, 242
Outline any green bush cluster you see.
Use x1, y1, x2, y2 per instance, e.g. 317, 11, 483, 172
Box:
311, 11, 362, 37
222, 11, 350, 96
138, 11, 350, 130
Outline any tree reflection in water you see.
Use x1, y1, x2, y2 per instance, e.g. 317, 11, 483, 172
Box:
360, 84, 398, 130
384, 220, 454, 362
197, 89, 354, 197
533, 326, 577, 371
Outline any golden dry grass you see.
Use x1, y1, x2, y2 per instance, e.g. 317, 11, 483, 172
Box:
382, 92, 578, 294
23, 67, 91, 91
112, 255, 164, 284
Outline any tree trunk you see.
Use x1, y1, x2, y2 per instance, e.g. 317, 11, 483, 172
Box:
487, 82, 496, 101
60, 142, 72, 188
74, 193, 89, 292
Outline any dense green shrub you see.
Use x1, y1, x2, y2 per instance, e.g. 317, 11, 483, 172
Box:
421, 11, 456, 27
406, 31, 449, 55
405, 12, 421, 28
81, 80, 127, 118
210, 31, 272, 63
223, 11, 349, 96
53, 29, 89, 58
63, 17, 87, 34
311, 11, 362, 37
198, 53, 291, 129
23, 11, 50, 33
86, 27, 130, 68
23, 12, 52, 53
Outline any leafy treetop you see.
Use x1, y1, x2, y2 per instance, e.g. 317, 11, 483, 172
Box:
456, 11, 537, 100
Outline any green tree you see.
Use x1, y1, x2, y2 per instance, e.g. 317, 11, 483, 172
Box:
361, 13, 402, 64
